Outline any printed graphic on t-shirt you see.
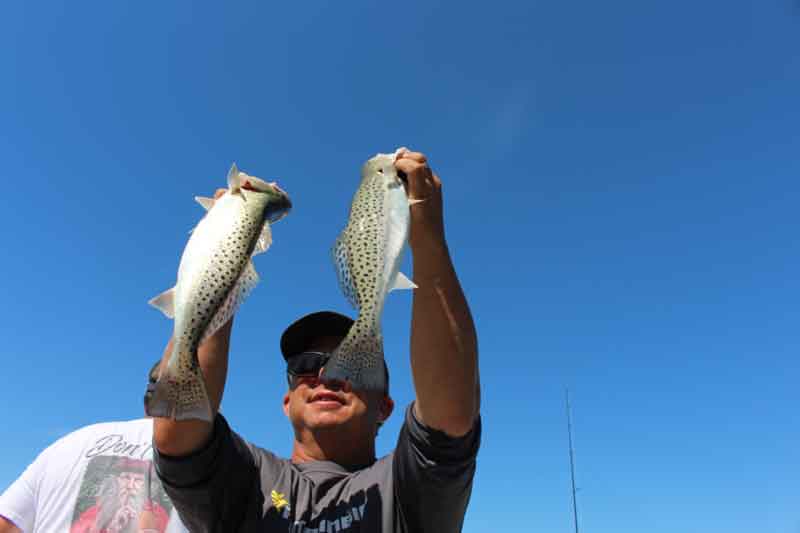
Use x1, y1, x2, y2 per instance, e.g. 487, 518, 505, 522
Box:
267, 486, 375, 532
69, 455, 174, 533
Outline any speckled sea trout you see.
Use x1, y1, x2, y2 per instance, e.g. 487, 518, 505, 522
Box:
147, 164, 291, 421
324, 150, 419, 390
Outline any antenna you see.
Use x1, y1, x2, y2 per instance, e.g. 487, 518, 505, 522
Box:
566, 388, 580, 533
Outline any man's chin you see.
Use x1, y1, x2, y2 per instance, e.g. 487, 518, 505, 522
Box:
307, 410, 350, 429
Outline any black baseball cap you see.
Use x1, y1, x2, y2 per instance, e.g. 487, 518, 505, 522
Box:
280, 311, 390, 392
280, 311, 355, 360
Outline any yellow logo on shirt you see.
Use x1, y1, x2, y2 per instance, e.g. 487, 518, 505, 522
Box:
271, 489, 289, 510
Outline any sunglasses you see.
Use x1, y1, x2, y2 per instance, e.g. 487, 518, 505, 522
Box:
286, 351, 390, 392
286, 351, 331, 386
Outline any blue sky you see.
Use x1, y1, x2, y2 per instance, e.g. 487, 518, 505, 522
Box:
1, 1, 798, 531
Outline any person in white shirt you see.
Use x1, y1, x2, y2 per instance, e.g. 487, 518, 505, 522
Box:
0, 362, 187, 533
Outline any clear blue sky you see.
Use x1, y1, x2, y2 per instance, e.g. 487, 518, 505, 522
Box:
1, 1, 798, 532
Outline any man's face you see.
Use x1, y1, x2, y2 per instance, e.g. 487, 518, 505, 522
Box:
283, 336, 393, 439
115, 470, 145, 505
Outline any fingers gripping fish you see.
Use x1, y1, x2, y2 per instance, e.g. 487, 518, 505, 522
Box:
324, 150, 417, 391
147, 164, 291, 421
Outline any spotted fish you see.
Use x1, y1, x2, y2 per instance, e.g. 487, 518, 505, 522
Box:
324, 150, 418, 390
147, 163, 291, 421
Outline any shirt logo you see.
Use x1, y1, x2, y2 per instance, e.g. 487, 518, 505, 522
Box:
269, 487, 368, 531
271, 490, 290, 511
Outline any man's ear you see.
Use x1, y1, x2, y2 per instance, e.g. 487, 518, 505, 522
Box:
283, 391, 291, 417
379, 394, 395, 423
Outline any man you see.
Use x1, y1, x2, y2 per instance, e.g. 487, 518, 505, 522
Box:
153, 149, 481, 532
0, 363, 188, 533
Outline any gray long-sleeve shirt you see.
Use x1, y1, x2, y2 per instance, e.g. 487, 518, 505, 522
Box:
154, 404, 481, 532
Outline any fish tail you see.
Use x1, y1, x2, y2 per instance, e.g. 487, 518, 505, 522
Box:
322, 317, 387, 391
322, 357, 386, 392
144, 351, 213, 422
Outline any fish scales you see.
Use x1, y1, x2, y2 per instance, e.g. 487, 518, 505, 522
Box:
168, 202, 260, 408
147, 164, 290, 421
325, 151, 416, 390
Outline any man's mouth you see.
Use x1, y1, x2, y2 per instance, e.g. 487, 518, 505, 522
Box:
310, 391, 345, 405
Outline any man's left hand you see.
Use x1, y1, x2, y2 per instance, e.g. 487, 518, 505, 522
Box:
394, 148, 445, 251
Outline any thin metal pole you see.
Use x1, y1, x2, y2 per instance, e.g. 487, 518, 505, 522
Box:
566, 388, 580, 533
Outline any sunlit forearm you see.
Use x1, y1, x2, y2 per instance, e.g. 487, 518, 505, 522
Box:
410, 240, 479, 437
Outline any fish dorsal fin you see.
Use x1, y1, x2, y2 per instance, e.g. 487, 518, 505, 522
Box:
227, 163, 241, 193
201, 261, 260, 342
390, 271, 417, 291
195, 196, 215, 211
331, 232, 360, 309
148, 287, 176, 319
252, 223, 273, 256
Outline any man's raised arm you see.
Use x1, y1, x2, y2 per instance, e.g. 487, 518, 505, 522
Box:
395, 150, 480, 438
152, 319, 233, 456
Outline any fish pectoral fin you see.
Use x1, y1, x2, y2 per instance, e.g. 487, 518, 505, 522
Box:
189, 197, 216, 233
252, 223, 273, 256
200, 261, 260, 342
390, 271, 418, 291
227, 163, 241, 193
148, 287, 176, 319
195, 196, 215, 211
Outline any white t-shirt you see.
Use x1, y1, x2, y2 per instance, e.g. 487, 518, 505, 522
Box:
0, 418, 187, 533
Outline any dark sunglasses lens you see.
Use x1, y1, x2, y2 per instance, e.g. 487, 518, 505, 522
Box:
287, 352, 329, 376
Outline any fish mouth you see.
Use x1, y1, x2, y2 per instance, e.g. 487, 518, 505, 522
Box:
265, 182, 292, 223
270, 181, 288, 196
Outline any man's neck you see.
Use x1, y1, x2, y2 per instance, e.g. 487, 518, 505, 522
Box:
290, 428, 376, 469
